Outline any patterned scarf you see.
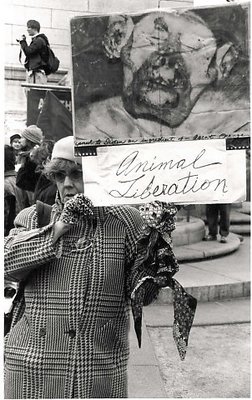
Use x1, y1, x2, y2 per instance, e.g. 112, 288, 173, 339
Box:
131, 202, 197, 361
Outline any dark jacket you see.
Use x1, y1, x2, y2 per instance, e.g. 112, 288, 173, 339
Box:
20, 33, 49, 72
16, 158, 57, 205
4, 171, 29, 235
34, 174, 57, 205
16, 157, 37, 192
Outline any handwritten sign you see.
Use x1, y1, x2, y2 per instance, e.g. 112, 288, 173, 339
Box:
82, 140, 246, 206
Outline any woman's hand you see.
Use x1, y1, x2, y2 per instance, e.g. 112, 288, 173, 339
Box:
52, 220, 72, 244
52, 194, 94, 243
59, 194, 94, 224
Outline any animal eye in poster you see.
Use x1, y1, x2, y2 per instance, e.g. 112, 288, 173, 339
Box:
82, 140, 246, 206
71, 3, 249, 150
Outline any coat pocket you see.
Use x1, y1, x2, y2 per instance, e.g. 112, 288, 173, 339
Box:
93, 318, 129, 355
5, 314, 30, 354
94, 319, 119, 352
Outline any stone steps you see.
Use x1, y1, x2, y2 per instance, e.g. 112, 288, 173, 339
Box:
230, 224, 250, 235
175, 232, 241, 263
156, 281, 250, 304
230, 210, 250, 225
157, 236, 250, 304
229, 208, 250, 235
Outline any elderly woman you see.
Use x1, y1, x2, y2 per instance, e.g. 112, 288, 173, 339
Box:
4, 136, 196, 399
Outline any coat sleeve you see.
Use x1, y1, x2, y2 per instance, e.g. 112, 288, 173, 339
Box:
20, 37, 46, 57
4, 205, 63, 282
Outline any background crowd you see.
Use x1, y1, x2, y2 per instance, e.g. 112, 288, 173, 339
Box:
4, 125, 56, 236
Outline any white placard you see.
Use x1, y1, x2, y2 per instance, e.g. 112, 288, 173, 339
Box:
82, 140, 246, 206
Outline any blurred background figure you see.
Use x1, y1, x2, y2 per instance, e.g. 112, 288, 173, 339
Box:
203, 203, 231, 243
18, 124, 43, 155
30, 139, 57, 205
4, 145, 29, 236
17, 130, 57, 205
16, 125, 44, 204
9, 132, 21, 154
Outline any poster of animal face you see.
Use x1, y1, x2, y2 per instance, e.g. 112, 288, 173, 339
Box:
70, 3, 249, 152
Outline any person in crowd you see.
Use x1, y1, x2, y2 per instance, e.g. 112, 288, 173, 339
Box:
17, 19, 49, 84
9, 133, 21, 157
30, 138, 57, 205
4, 135, 196, 399
4, 145, 29, 339
203, 203, 231, 243
16, 125, 44, 204
18, 136, 57, 205
4, 145, 29, 236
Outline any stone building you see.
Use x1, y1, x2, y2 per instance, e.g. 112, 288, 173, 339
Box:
4, 0, 193, 114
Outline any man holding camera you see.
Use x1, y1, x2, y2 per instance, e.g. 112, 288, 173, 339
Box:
17, 19, 49, 84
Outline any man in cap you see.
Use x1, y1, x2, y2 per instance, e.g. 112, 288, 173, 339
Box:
4, 135, 196, 399
8, 132, 22, 163
19, 124, 43, 150
9, 133, 21, 152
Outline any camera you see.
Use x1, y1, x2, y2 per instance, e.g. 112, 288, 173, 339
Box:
16, 34, 26, 43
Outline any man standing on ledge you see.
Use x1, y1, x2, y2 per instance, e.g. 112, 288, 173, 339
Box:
17, 19, 49, 84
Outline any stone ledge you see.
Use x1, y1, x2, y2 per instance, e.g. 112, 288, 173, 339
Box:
172, 217, 205, 246
4, 65, 67, 82
155, 281, 250, 304
144, 297, 250, 326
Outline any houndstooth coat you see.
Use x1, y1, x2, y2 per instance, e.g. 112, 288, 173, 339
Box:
4, 199, 150, 399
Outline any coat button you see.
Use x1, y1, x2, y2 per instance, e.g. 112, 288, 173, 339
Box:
68, 330, 76, 338
39, 328, 46, 337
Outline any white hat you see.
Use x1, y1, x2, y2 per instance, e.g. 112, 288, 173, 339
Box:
51, 136, 82, 165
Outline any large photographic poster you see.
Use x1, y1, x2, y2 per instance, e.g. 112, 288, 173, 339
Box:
71, 3, 250, 148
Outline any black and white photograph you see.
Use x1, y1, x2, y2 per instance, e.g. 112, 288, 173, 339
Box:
71, 5, 249, 147
3, 0, 250, 399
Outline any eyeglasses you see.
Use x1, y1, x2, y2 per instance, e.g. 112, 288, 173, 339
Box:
50, 169, 83, 183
